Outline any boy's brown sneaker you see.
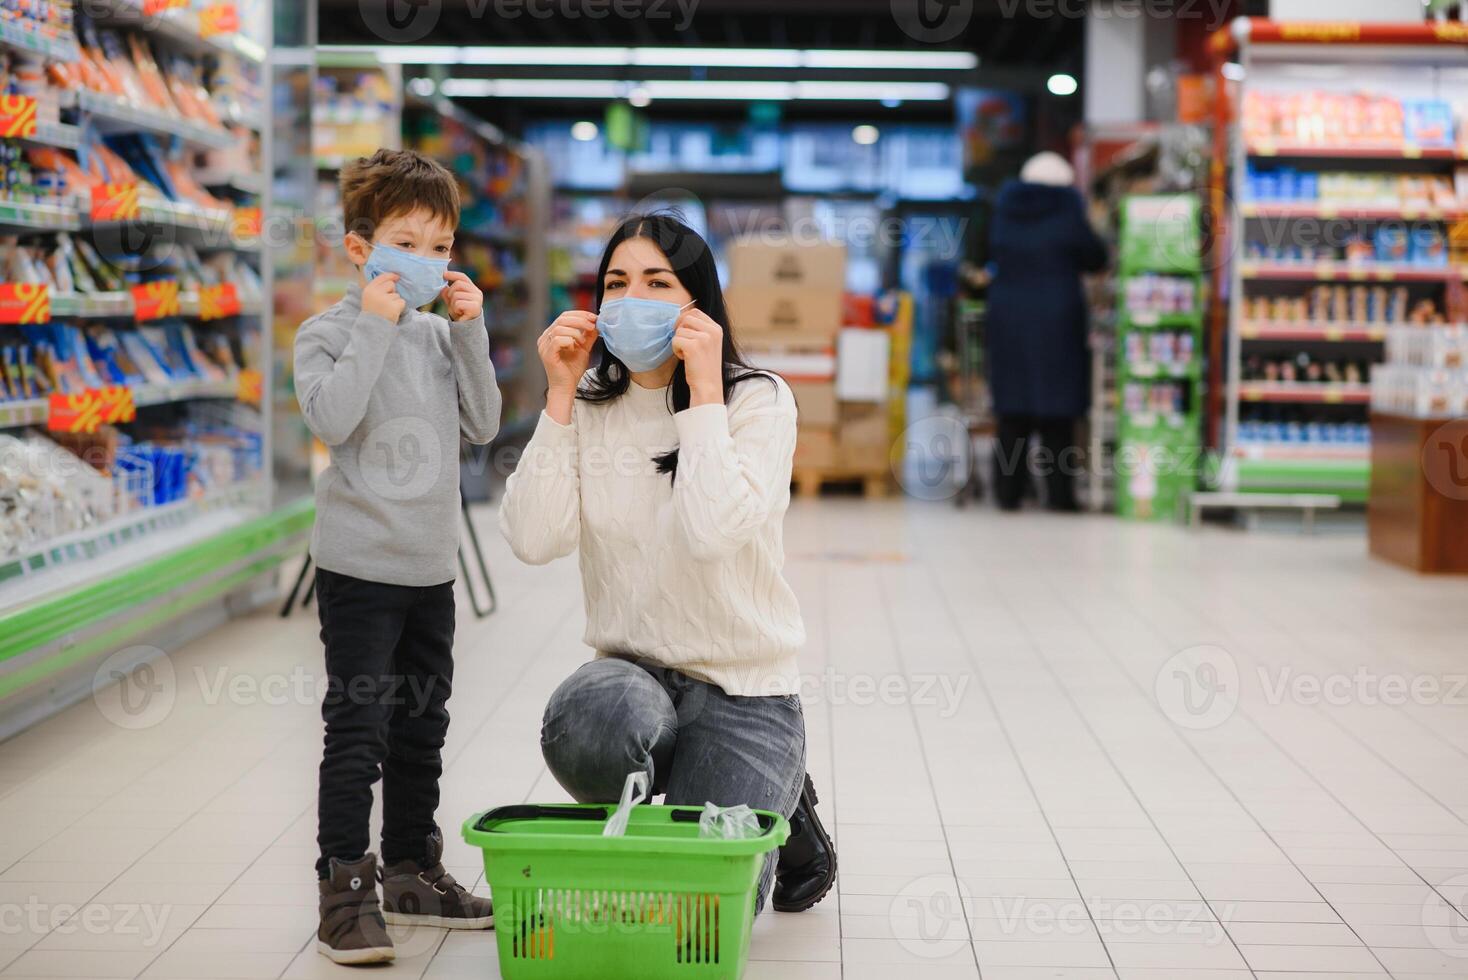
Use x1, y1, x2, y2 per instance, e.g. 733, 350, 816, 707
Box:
381, 830, 494, 930
317, 853, 395, 964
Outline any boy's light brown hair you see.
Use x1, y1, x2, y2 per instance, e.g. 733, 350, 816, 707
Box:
339, 149, 460, 240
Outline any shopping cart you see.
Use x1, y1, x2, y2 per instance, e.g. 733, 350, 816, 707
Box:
463, 802, 788, 980
941, 297, 994, 506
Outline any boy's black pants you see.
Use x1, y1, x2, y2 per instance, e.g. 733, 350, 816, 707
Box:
314, 567, 454, 879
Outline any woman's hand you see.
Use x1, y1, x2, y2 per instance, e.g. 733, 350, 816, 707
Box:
538, 310, 597, 424
441, 270, 484, 322
672, 307, 724, 406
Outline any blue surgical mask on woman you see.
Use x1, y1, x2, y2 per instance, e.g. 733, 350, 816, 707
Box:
597, 297, 695, 372
361, 241, 451, 311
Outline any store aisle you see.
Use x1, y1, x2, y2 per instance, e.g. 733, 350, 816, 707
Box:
1, 501, 1467, 980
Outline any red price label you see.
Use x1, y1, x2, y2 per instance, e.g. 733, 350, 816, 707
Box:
0, 283, 50, 324
0, 95, 37, 138
132, 280, 181, 322
91, 181, 140, 222
199, 2, 239, 37
236, 369, 262, 407
142, 0, 188, 15
48, 390, 102, 434
231, 206, 262, 241
95, 385, 136, 424
198, 283, 242, 321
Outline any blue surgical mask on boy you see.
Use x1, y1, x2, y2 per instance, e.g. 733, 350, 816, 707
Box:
361, 241, 451, 311
598, 297, 695, 372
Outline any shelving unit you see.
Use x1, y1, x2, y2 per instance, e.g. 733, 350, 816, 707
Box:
1114, 194, 1205, 521
1207, 18, 1468, 503
0, 1, 305, 733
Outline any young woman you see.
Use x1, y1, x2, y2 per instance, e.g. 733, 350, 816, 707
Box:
499, 212, 834, 913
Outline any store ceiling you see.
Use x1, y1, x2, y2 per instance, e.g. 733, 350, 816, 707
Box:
315, 0, 1080, 64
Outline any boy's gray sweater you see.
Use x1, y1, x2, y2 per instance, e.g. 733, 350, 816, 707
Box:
293, 280, 501, 586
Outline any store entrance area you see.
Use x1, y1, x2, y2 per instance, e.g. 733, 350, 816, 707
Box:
1, 502, 1464, 978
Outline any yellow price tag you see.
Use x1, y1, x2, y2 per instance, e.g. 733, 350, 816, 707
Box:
1325, 328, 1342, 341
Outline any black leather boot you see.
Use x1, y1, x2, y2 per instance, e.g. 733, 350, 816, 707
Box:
772, 773, 836, 912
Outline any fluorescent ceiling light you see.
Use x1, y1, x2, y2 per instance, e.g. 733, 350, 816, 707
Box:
460, 45, 631, 65
642, 80, 795, 101
319, 44, 978, 71
803, 50, 976, 69
434, 77, 949, 102
795, 81, 948, 101
631, 47, 800, 68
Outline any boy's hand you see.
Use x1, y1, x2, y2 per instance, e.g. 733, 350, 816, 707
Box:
441, 271, 484, 322
362, 273, 406, 322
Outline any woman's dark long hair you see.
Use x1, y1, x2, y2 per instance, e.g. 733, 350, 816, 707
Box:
578, 210, 777, 478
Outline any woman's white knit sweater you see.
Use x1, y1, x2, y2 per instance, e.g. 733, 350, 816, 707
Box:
498, 374, 804, 696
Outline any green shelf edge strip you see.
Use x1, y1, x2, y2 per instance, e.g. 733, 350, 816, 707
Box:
0, 499, 314, 696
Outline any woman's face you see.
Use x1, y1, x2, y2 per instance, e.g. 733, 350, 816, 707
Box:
602, 237, 694, 307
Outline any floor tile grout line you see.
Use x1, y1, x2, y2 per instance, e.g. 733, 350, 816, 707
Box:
1142, 567, 1468, 971
973, 566, 1260, 980
1076, 567, 1405, 978
905, 561, 1100, 979
871, 565, 982, 979
813, 552, 844, 980
1205, 568, 1468, 831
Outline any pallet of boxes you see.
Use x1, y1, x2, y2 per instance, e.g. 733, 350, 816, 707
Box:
724, 236, 902, 499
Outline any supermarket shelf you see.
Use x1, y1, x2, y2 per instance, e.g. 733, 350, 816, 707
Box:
0, 380, 238, 429
1247, 142, 1467, 162
70, 90, 236, 151
1123, 311, 1201, 328
1239, 322, 1387, 342
0, 483, 263, 597
1239, 382, 1371, 404
1121, 410, 1190, 430
0, 200, 82, 233
83, 0, 262, 63
1232, 443, 1370, 461
460, 226, 526, 247
0, 499, 312, 712
1239, 262, 1467, 283
18, 120, 83, 151
1231, 458, 1370, 501
1123, 362, 1200, 379
1240, 202, 1468, 221
0, 20, 78, 62
50, 292, 134, 318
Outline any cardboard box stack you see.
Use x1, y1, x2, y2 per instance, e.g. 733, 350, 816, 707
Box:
726, 237, 902, 479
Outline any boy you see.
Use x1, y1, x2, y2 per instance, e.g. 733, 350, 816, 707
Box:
294, 148, 500, 965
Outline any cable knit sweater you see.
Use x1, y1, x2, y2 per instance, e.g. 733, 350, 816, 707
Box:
498, 374, 805, 696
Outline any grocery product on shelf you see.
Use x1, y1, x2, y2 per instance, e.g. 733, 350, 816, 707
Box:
1244, 164, 1467, 210
1242, 353, 1368, 384
1115, 194, 1204, 521
1242, 90, 1461, 151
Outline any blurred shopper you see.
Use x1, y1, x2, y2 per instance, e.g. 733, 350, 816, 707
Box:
986, 151, 1107, 511
500, 212, 836, 914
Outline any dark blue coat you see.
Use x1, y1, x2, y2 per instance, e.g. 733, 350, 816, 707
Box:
986, 181, 1107, 419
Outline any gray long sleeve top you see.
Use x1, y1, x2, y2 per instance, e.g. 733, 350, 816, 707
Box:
293, 280, 501, 586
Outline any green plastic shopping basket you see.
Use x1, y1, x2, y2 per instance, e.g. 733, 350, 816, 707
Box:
463, 803, 789, 980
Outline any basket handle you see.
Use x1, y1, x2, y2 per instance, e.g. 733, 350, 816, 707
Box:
474, 804, 609, 831
669, 808, 779, 835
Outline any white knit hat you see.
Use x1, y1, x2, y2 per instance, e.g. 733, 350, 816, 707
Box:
1020, 151, 1076, 187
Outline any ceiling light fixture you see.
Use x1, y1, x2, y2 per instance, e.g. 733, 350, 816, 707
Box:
570, 121, 599, 141
320, 44, 978, 71
852, 125, 880, 145
1046, 73, 1079, 96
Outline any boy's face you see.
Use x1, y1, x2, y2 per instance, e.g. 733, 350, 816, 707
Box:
344, 207, 455, 271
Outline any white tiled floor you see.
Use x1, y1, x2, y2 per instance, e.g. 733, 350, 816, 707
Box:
2, 500, 1468, 978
